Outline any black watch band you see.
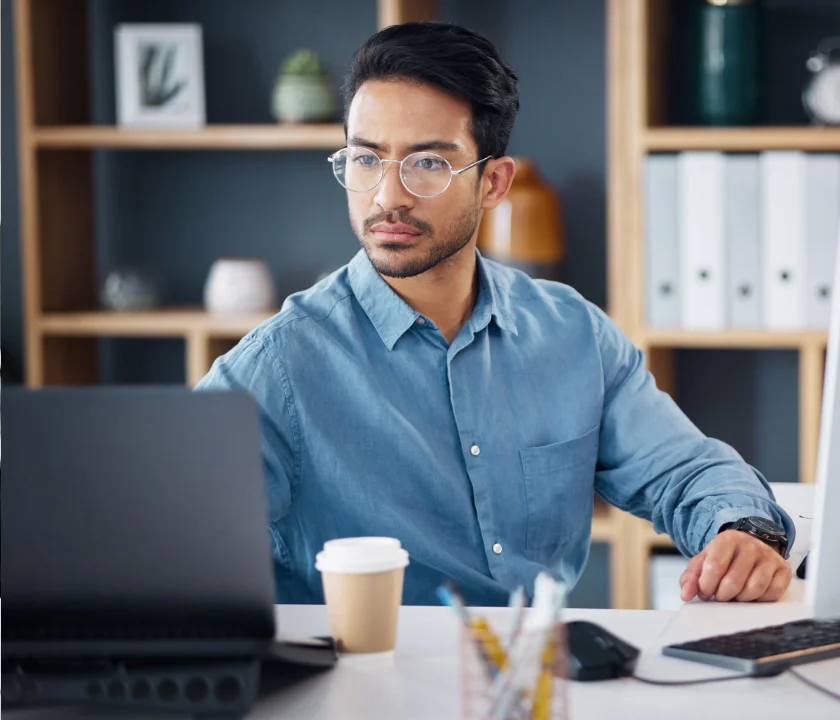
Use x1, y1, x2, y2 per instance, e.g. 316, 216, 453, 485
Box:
719, 516, 788, 556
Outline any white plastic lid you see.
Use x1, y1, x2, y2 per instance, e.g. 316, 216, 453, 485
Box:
315, 537, 410, 574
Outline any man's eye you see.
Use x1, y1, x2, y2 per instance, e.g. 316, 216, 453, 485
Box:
353, 154, 377, 166
415, 157, 446, 171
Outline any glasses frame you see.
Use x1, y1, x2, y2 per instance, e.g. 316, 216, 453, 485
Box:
328, 146, 492, 199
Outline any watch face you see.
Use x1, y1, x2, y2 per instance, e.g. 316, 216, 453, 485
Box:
747, 516, 785, 536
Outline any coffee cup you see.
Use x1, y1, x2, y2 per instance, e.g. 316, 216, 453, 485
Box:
315, 537, 409, 654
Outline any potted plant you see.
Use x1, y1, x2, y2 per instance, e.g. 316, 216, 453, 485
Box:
271, 49, 336, 123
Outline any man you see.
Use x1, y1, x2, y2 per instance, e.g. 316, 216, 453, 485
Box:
197, 22, 794, 606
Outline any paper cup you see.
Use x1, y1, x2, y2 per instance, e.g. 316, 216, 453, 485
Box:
315, 537, 409, 654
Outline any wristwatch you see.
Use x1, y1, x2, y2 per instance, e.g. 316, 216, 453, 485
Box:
719, 516, 788, 557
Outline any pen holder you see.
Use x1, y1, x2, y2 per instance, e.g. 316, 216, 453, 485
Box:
460, 621, 570, 720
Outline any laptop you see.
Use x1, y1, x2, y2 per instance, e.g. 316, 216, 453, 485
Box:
1, 387, 336, 714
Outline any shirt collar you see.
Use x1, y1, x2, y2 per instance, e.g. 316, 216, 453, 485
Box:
348, 249, 518, 351
348, 250, 422, 350
472, 250, 518, 336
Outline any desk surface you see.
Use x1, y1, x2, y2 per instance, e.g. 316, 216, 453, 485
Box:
261, 581, 839, 720
9, 581, 840, 720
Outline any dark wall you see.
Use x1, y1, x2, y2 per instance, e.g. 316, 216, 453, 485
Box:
2, 0, 23, 382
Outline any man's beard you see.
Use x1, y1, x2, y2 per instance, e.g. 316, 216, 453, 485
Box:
353, 206, 481, 279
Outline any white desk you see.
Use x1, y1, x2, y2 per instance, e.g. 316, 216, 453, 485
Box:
9, 581, 840, 719
260, 581, 839, 720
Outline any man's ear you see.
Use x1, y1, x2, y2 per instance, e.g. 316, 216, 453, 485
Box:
480, 157, 517, 210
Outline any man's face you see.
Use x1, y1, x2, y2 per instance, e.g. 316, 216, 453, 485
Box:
344, 80, 484, 279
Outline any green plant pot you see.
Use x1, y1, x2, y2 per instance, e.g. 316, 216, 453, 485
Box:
272, 75, 336, 123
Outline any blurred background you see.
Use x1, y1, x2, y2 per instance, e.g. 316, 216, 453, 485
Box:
2, 0, 839, 609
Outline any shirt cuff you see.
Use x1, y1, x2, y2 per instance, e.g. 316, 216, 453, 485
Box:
698, 503, 797, 559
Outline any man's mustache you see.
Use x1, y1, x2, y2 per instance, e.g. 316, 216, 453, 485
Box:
364, 211, 433, 237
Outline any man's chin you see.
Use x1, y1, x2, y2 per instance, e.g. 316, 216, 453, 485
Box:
365, 245, 433, 279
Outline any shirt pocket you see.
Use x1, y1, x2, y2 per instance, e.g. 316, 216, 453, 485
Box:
519, 425, 599, 561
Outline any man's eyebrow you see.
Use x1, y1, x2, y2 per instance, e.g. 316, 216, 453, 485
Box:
347, 136, 386, 151
406, 140, 462, 153
347, 137, 463, 154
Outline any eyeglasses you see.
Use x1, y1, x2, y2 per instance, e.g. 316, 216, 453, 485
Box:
328, 147, 491, 199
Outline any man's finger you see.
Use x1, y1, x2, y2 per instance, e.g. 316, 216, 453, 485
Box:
697, 532, 740, 600
710, 542, 760, 601
757, 564, 793, 603
680, 551, 705, 602
735, 558, 776, 602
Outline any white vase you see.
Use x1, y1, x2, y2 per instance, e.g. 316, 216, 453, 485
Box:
203, 259, 276, 314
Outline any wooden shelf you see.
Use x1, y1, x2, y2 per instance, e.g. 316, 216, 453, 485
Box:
642, 525, 676, 549
38, 308, 276, 337
32, 124, 346, 150
591, 498, 617, 542
642, 328, 828, 350
644, 126, 840, 152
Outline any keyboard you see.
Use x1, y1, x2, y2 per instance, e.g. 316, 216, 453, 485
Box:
663, 618, 840, 676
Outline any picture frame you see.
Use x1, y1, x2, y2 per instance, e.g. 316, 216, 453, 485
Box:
115, 24, 206, 128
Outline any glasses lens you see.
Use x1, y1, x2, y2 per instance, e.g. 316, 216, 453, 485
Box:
333, 147, 382, 192
400, 152, 453, 197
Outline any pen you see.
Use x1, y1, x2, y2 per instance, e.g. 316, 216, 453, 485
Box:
470, 616, 508, 671
506, 585, 527, 650
530, 631, 556, 720
436, 584, 505, 677
489, 573, 560, 719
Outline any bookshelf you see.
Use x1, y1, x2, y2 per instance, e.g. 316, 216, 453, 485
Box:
642, 330, 828, 350
18, 0, 830, 609
32, 124, 347, 150
607, 0, 837, 609
644, 127, 840, 152
14, 0, 437, 387
15, 0, 632, 608
38, 308, 275, 337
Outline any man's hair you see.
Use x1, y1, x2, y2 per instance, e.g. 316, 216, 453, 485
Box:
342, 22, 520, 165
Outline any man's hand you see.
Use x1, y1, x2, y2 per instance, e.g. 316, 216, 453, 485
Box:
679, 530, 792, 603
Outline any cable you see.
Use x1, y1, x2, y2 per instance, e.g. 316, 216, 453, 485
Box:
631, 672, 752, 686
789, 668, 840, 703
630, 668, 840, 702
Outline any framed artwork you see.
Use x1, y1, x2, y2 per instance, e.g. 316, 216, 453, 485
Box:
115, 24, 206, 128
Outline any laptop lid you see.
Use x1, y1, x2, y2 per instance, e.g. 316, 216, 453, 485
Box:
1, 387, 276, 657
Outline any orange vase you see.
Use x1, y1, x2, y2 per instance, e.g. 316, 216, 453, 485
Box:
477, 158, 565, 278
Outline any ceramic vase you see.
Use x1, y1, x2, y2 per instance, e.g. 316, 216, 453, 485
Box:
203, 259, 276, 314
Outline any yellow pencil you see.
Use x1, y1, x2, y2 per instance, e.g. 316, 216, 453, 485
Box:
530, 632, 555, 720
470, 617, 508, 672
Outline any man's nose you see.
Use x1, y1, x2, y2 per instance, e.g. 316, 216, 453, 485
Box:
374, 161, 415, 211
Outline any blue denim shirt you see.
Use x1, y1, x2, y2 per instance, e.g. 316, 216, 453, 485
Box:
196, 249, 794, 606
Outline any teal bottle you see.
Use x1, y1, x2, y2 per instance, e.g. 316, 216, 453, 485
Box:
690, 0, 764, 126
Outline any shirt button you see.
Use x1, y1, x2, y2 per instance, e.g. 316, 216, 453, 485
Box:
415, 317, 426, 325
470, 444, 481, 456
492, 543, 503, 555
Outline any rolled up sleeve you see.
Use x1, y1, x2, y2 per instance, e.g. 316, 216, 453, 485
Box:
588, 304, 796, 557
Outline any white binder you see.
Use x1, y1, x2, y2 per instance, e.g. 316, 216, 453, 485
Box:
805, 154, 840, 330
645, 154, 680, 327
761, 152, 806, 331
678, 152, 726, 330
726, 154, 761, 329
